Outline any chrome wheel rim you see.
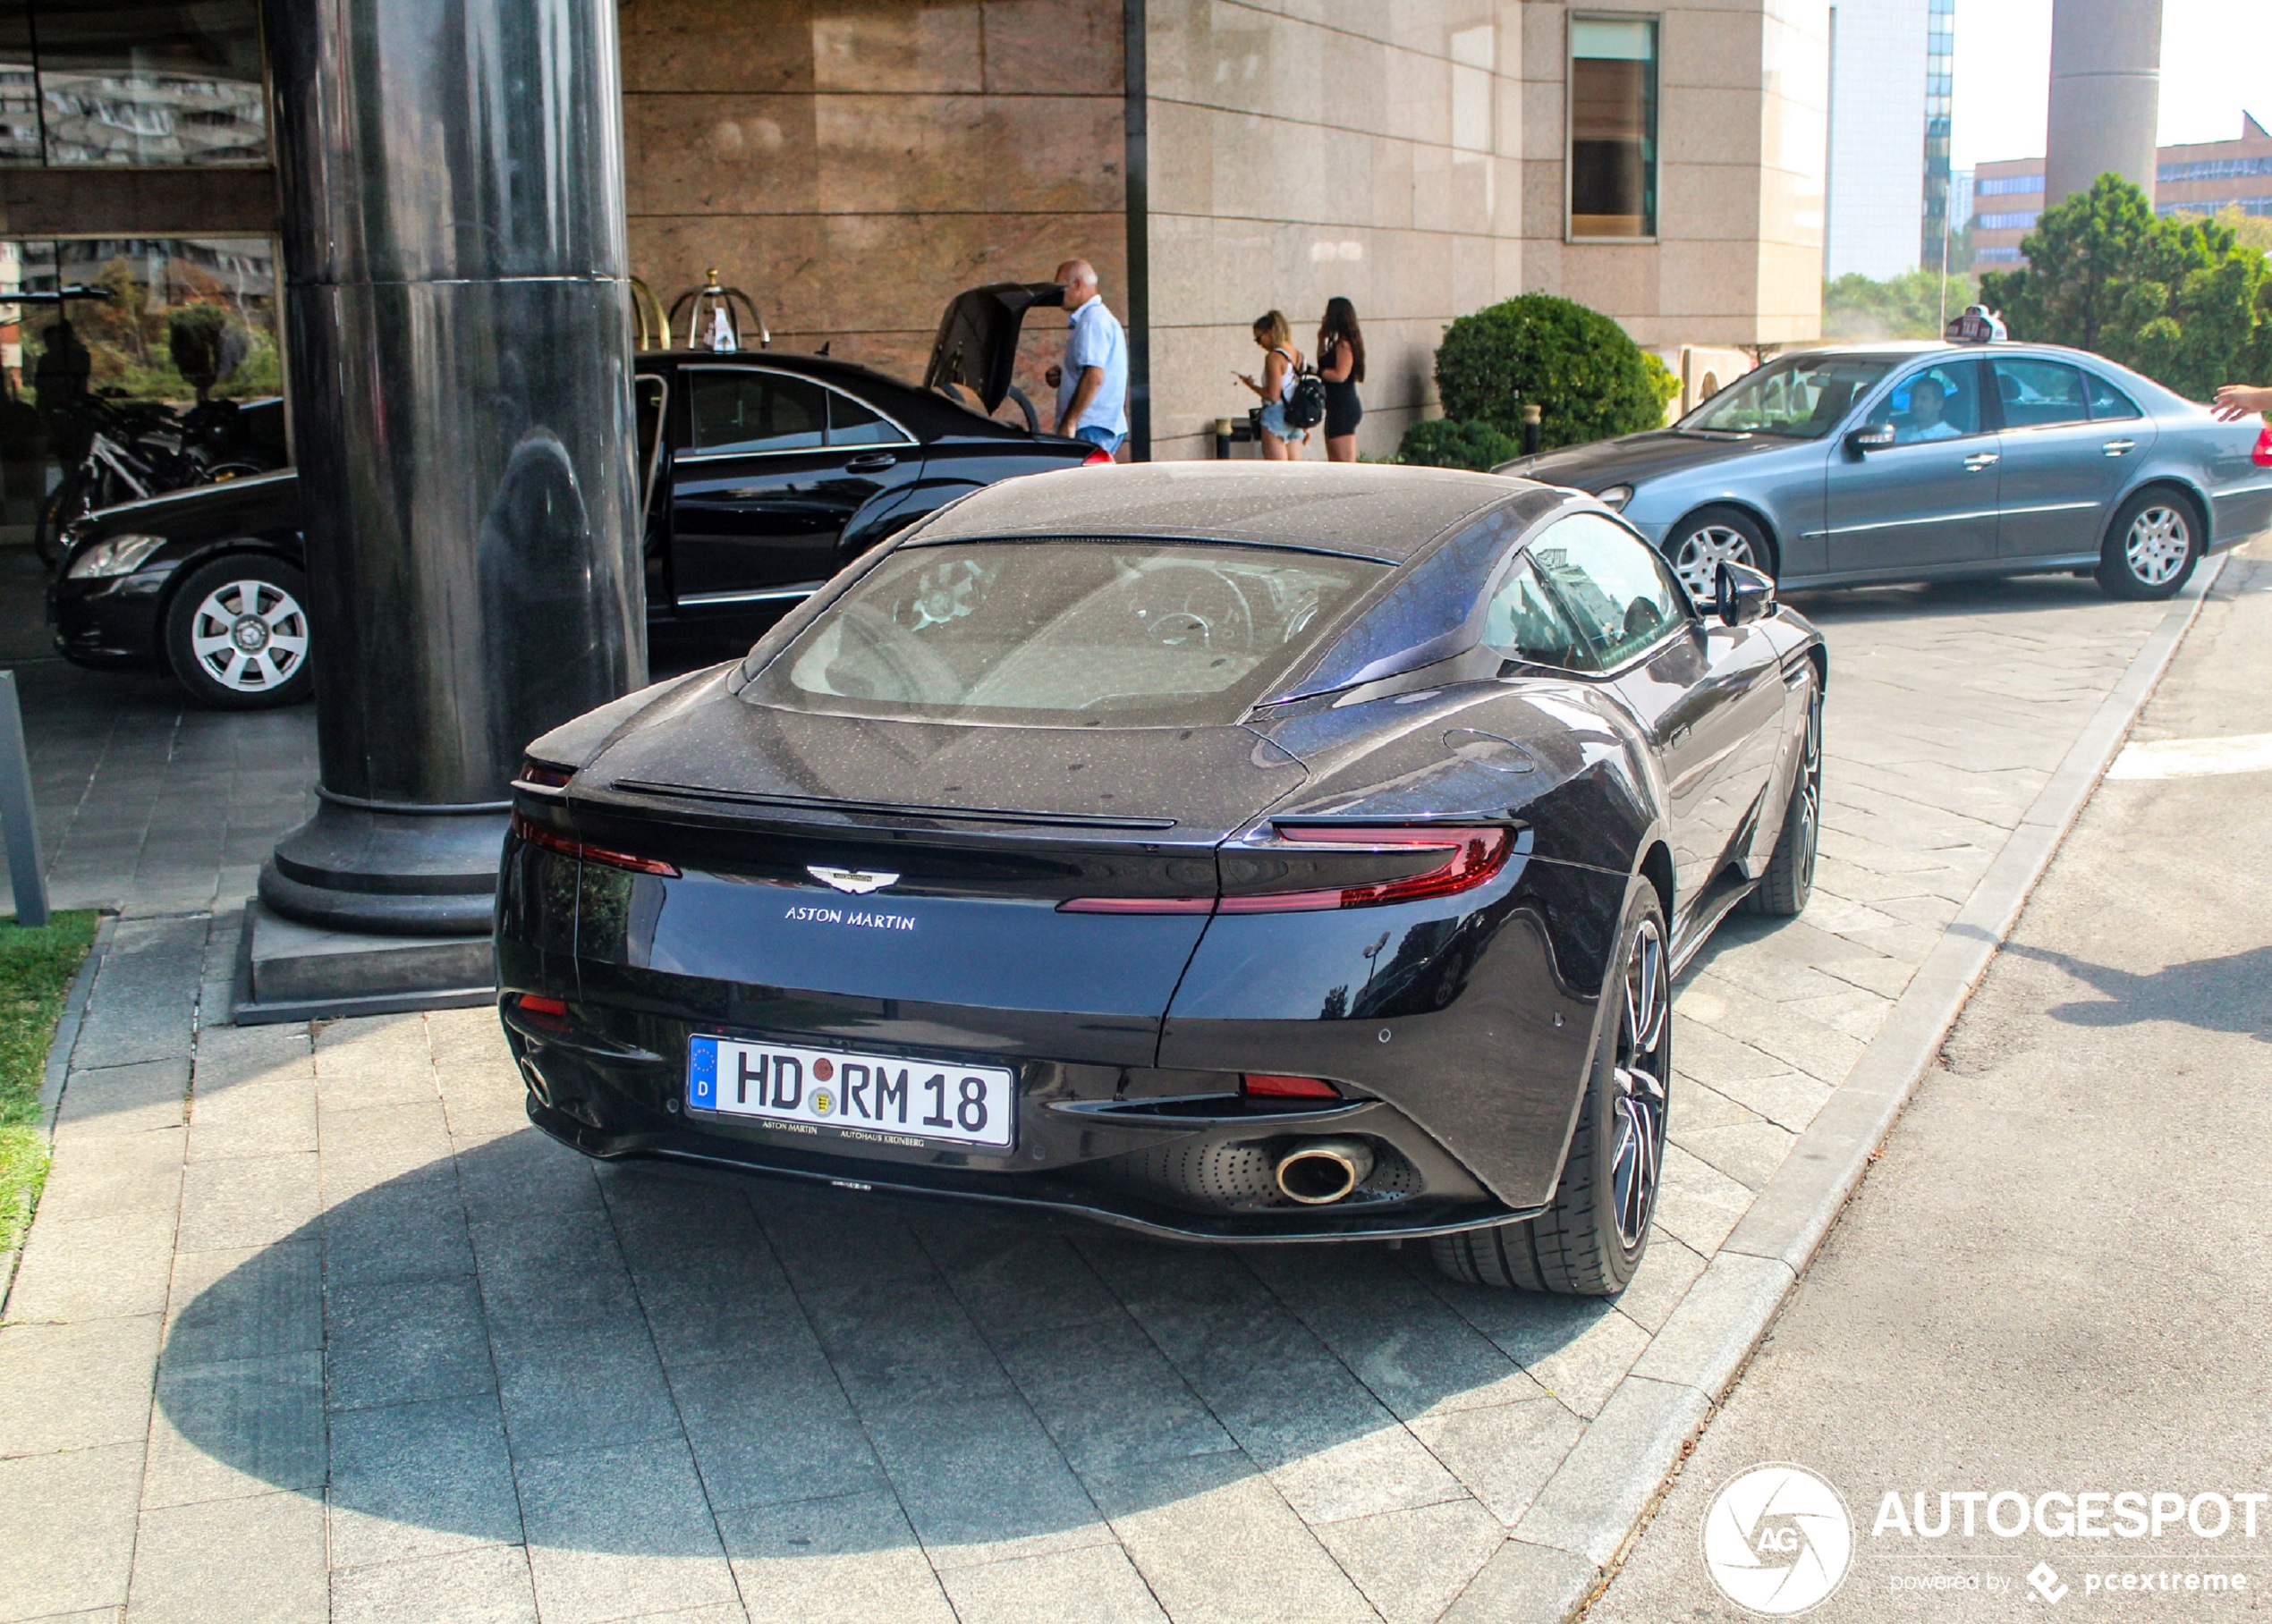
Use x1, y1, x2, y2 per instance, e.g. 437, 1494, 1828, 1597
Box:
189, 579, 308, 692
1673, 525, 1755, 604
2125, 506, 2191, 586
1609, 916, 1669, 1251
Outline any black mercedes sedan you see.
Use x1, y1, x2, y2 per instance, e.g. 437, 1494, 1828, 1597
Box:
496, 464, 1826, 1297
49, 344, 1104, 708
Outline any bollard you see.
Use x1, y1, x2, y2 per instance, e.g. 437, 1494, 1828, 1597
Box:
0, 672, 47, 928
1522, 402, 1542, 456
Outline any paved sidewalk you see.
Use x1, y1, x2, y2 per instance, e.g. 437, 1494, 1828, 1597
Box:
0, 575, 2191, 1624
1586, 546, 2272, 1621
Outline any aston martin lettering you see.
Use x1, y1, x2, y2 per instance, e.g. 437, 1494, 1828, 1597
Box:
809, 865, 900, 894
782, 904, 915, 930
686, 1035, 1014, 1149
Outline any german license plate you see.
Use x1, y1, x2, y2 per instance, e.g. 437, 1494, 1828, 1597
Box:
686, 1035, 1016, 1150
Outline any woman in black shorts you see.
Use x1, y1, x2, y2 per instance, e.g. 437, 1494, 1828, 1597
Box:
1317, 297, 1364, 461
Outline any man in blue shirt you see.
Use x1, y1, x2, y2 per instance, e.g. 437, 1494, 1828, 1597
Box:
1043, 258, 1129, 457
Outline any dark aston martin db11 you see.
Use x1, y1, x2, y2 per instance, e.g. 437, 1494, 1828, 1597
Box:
496, 463, 1826, 1296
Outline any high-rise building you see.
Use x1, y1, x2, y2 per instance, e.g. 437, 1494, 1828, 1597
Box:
1920, 0, 1955, 270
1967, 115, 2272, 271
1825, 0, 1929, 279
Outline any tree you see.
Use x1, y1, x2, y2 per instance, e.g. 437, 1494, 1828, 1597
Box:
1980, 173, 2272, 398
1822, 269, 1977, 340
1430, 294, 1677, 451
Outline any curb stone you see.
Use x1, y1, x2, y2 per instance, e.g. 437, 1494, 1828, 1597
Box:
2, 909, 117, 1308
1480, 557, 2226, 1619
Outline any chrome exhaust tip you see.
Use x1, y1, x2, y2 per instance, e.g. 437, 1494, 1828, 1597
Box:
1275, 1138, 1377, 1205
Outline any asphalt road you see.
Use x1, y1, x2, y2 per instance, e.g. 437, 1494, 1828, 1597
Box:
1588, 538, 2272, 1623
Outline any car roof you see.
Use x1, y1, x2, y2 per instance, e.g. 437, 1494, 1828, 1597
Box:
633, 348, 1030, 440
907, 462, 1532, 562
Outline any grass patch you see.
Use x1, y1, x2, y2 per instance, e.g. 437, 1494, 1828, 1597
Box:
0, 911, 100, 1258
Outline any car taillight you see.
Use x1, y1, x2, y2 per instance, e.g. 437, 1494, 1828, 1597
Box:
1057, 825, 1513, 915
508, 811, 680, 877
1081, 448, 1114, 466
1243, 1073, 1339, 1100
519, 994, 569, 1017
1217, 825, 1514, 913
517, 758, 572, 789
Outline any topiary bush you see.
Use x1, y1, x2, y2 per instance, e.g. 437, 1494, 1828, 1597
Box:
1395, 418, 1523, 470
1433, 293, 1679, 450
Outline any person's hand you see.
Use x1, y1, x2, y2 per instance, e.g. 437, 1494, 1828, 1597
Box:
1045, 364, 1063, 388
2211, 383, 2272, 421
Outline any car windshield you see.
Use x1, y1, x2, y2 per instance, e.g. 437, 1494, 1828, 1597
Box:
1678, 354, 1895, 439
749, 541, 1386, 725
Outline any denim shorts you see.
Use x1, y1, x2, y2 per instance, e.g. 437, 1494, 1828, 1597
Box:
1073, 424, 1124, 456
1259, 401, 1307, 442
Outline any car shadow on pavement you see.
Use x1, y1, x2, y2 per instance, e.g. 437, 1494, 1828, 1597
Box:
158, 1124, 1626, 1560
2005, 941, 2272, 1042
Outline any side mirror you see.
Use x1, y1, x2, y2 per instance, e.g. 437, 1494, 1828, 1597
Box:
1716, 561, 1776, 627
1844, 423, 1895, 455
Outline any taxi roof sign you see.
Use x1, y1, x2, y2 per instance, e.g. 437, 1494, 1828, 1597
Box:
1945, 304, 2007, 343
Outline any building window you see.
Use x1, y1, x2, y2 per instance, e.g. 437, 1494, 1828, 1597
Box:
0, 1, 267, 167
1569, 16, 1657, 240
1977, 173, 2042, 198
1919, 0, 1954, 268
1976, 211, 2039, 232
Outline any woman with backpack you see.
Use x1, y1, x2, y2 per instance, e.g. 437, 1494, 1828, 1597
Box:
1235, 310, 1318, 459
1317, 298, 1365, 461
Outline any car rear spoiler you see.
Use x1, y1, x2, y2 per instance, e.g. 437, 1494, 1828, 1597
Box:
923, 281, 1065, 425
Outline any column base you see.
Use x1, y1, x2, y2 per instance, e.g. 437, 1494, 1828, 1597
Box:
258, 792, 507, 936
233, 900, 497, 1026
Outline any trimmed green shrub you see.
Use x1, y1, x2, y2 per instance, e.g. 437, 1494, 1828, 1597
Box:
1395, 418, 1523, 471
1433, 293, 1679, 450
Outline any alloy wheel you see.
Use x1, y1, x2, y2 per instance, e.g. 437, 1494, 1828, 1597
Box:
1673, 524, 1755, 604
1609, 916, 1670, 1250
1795, 691, 1822, 889
188, 579, 309, 693
2125, 505, 2191, 587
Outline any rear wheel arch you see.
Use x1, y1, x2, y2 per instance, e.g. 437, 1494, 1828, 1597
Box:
1637, 841, 1674, 925
2107, 478, 2208, 550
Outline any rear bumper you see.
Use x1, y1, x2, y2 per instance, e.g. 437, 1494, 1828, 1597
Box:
503, 1010, 1527, 1242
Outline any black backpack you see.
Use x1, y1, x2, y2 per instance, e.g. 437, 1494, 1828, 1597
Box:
1280, 351, 1327, 431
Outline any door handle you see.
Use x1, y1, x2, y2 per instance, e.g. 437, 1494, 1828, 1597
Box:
1963, 452, 1999, 470
2102, 438, 2136, 456
844, 452, 899, 473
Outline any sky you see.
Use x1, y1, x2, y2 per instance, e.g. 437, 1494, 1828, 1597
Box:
1950, 0, 2272, 171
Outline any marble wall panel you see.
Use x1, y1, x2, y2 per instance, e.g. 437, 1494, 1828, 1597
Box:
620, 0, 817, 94
980, 0, 1125, 94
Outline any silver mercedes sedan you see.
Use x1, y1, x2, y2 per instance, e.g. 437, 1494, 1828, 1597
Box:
1496, 340, 2272, 603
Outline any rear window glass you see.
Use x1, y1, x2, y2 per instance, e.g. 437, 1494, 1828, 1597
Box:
748, 541, 1385, 725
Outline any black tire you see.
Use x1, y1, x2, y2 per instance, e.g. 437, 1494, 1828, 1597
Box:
1744, 673, 1821, 918
2096, 489, 2200, 600
163, 554, 315, 710
1664, 505, 1776, 607
33, 472, 89, 567
1432, 880, 1670, 1297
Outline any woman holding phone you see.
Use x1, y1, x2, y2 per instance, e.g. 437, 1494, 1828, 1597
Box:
1317, 297, 1364, 462
1234, 310, 1306, 460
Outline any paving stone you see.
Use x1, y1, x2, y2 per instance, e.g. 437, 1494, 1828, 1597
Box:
51, 1057, 191, 1139
720, 1489, 955, 1624
313, 1016, 439, 1110
32, 1123, 182, 1223
623, 1247, 810, 1373
670, 1349, 886, 1514
1430, 1290, 1649, 1421
186, 1069, 318, 1162
326, 1275, 495, 1413
1437, 1536, 1598, 1624
516, 1437, 740, 1624
146, 1349, 326, 1508
1670, 1119, 1799, 1191
128, 1487, 328, 1624
322, 1176, 478, 1288
916, 1222, 1127, 1336
318, 1098, 458, 1197
330, 1544, 538, 1624
176, 1151, 321, 1253
990, 1315, 1236, 1478
0, 1313, 161, 1456
6, 1205, 178, 1324
860, 1393, 1110, 1568
1649, 1143, 1758, 1256
455, 1128, 605, 1221
1607, 1232, 1708, 1336
490, 1323, 682, 1461
1089, 1450, 1376, 1624
1312, 1494, 1509, 1624
327, 1391, 524, 1569
1407, 1397, 1587, 1527
1694, 1067, 1835, 1134
1666, 1075, 1759, 1131
0, 1442, 144, 1618
163, 1239, 322, 1367
1512, 1376, 1713, 1565
798, 1274, 1016, 1415
938, 1540, 1171, 1624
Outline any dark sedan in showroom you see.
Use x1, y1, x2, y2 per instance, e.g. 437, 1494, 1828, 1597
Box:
1497, 339, 2272, 604
49, 326, 1104, 708
495, 463, 1826, 1297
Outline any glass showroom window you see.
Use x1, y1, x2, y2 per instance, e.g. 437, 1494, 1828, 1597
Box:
1569, 16, 1657, 240
0, 1, 267, 166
